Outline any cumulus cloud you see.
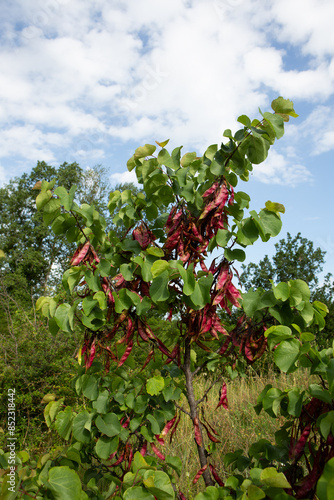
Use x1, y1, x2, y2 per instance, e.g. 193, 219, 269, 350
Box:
110, 169, 139, 187
0, 0, 334, 183
252, 150, 313, 186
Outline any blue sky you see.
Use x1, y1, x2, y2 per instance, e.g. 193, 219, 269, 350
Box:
1, 0, 334, 279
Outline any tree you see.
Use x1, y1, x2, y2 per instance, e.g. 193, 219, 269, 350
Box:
240, 232, 334, 345
240, 232, 326, 293
4, 98, 334, 499
0, 161, 111, 301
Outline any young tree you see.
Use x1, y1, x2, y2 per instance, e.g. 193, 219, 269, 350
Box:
5, 98, 334, 499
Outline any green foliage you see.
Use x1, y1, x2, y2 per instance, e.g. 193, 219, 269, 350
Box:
5, 97, 333, 499
240, 232, 334, 346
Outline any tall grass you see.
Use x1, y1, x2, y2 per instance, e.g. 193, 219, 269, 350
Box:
163, 369, 311, 498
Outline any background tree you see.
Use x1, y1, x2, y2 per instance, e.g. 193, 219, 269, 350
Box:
0, 161, 111, 301
240, 232, 333, 345
240, 232, 326, 292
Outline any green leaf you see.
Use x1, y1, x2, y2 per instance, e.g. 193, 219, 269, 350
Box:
54, 303, 73, 333
204, 144, 218, 160
191, 274, 213, 308
265, 325, 292, 350
146, 247, 164, 257
36, 190, 52, 210
147, 414, 161, 435
151, 260, 170, 278
237, 114, 251, 127
146, 376, 165, 396
55, 407, 73, 440
216, 229, 232, 247
273, 282, 290, 301
260, 467, 291, 488
156, 139, 170, 148
262, 112, 285, 139
181, 152, 197, 167
150, 271, 170, 303
289, 279, 311, 303
44, 399, 64, 427
123, 487, 155, 500
242, 289, 263, 316
224, 248, 246, 262
165, 456, 183, 477
72, 411, 92, 443
134, 144, 156, 159
47, 466, 82, 499
309, 384, 332, 404
245, 136, 270, 164
95, 436, 119, 460
271, 97, 298, 120
81, 375, 99, 400
143, 470, 175, 500
287, 389, 304, 417
246, 485, 266, 500
258, 209, 282, 238
176, 262, 196, 296
54, 186, 75, 211
274, 339, 300, 373
316, 457, 334, 500
136, 296, 152, 316
95, 413, 121, 437
92, 390, 110, 414
82, 296, 98, 316
194, 487, 220, 500
265, 200, 285, 215
237, 218, 259, 246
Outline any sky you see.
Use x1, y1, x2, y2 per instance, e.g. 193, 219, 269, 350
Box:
1, 0, 334, 279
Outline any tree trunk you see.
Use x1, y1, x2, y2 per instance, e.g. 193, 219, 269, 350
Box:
183, 338, 214, 487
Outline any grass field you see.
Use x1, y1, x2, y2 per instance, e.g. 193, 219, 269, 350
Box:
162, 369, 311, 497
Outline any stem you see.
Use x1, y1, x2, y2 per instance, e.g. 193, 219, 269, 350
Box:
183, 338, 214, 487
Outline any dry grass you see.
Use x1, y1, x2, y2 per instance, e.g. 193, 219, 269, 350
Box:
163, 369, 311, 498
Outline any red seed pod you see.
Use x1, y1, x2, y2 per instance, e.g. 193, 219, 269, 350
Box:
161, 415, 177, 437
70, 241, 90, 266
155, 435, 165, 445
209, 464, 224, 486
140, 441, 147, 456
193, 464, 208, 484
121, 416, 130, 429
86, 339, 96, 369
127, 446, 134, 469
156, 342, 172, 359
219, 337, 231, 356
165, 344, 180, 365
201, 421, 221, 443
138, 323, 149, 342
226, 282, 241, 308
170, 415, 181, 444
118, 340, 133, 367
203, 182, 219, 198
140, 348, 154, 371
178, 491, 187, 500
151, 443, 165, 460
216, 381, 228, 409
110, 453, 124, 467
89, 246, 100, 264
193, 417, 203, 447
290, 425, 311, 460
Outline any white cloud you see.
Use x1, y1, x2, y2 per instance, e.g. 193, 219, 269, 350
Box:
0, 0, 334, 178
297, 106, 334, 155
252, 150, 313, 186
110, 169, 139, 187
